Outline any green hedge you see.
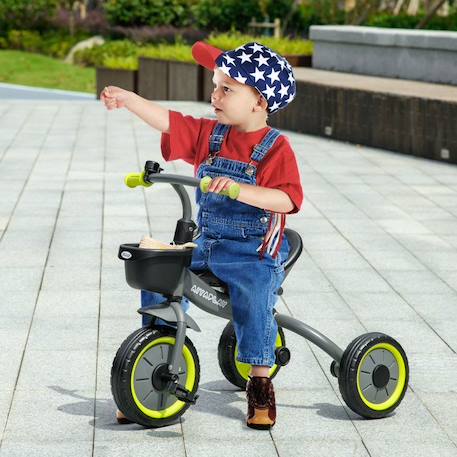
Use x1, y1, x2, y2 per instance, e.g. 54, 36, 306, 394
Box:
105, 0, 196, 27
366, 12, 457, 31
3, 29, 89, 59
0, 0, 58, 32
207, 32, 313, 55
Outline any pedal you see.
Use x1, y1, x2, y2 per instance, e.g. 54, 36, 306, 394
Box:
172, 384, 199, 404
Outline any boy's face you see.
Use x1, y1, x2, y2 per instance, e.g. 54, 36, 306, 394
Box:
211, 68, 267, 126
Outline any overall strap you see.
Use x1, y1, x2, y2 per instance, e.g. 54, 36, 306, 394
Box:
245, 128, 281, 176
250, 128, 281, 162
209, 123, 231, 153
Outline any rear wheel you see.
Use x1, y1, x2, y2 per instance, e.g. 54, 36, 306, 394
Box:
111, 326, 200, 427
217, 320, 286, 389
338, 332, 409, 419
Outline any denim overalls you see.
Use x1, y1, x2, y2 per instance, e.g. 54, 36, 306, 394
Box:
141, 123, 290, 367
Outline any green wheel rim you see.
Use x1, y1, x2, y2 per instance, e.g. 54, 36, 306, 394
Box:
234, 332, 283, 380
356, 342, 407, 411
130, 336, 196, 418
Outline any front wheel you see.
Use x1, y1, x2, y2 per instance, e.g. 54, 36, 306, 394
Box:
217, 320, 286, 390
338, 332, 409, 419
111, 326, 200, 427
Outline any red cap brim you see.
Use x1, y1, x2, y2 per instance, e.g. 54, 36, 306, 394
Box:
191, 41, 223, 70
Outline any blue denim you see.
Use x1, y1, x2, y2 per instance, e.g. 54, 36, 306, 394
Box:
141, 123, 289, 367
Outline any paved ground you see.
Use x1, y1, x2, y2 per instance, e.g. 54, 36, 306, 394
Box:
0, 99, 456, 457
0, 82, 95, 100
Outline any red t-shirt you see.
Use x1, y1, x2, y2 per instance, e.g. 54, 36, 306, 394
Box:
161, 110, 303, 213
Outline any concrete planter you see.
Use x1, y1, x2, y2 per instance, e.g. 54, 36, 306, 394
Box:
96, 67, 137, 99
310, 25, 457, 86
138, 57, 168, 100
268, 77, 457, 165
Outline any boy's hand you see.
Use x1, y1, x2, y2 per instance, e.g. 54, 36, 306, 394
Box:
208, 176, 237, 194
100, 86, 131, 110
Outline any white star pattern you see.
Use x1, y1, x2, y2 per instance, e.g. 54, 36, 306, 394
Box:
224, 54, 235, 65
254, 54, 269, 68
263, 84, 276, 100
267, 69, 280, 84
269, 100, 281, 112
279, 83, 289, 98
238, 51, 252, 63
250, 42, 264, 54
234, 72, 247, 84
214, 42, 296, 114
250, 67, 265, 82
219, 61, 231, 76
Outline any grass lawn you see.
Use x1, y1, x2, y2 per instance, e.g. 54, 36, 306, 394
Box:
0, 50, 95, 93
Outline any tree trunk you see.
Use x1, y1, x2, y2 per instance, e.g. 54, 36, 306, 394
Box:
393, 0, 405, 15
280, 0, 300, 36
416, 0, 448, 27
407, 0, 420, 15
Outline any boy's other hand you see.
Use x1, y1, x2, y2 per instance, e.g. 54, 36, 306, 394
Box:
208, 176, 237, 194
100, 86, 131, 110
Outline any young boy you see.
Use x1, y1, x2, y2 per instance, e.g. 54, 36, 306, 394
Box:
101, 41, 303, 429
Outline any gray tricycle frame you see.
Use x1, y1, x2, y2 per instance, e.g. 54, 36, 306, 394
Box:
133, 173, 344, 380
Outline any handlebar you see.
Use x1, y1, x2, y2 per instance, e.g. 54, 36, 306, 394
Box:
124, 172, 240, 200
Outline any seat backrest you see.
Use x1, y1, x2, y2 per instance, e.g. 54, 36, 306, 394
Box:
283, 228, 303, 273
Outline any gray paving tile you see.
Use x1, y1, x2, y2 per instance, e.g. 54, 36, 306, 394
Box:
0, 441, 93, 457
41, 264, 100, 290
323, 269, 393, 293
365, 440, 457, 457
26, 316, 98, 351
340, 291, 420, 321
381, 270, 456, 294
2, 388, 94, 444
274, 438, 370, 457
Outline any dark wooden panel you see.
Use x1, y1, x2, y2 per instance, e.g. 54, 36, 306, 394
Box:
168, 62, 202, 101
96, 68, 137, 99
137, 58, 168, 100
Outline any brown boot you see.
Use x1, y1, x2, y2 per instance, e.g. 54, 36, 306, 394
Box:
246, 376, 276, 430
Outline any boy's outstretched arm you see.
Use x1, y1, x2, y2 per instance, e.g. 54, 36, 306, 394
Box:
208, 177, 295, 213
101, 86, 170, 133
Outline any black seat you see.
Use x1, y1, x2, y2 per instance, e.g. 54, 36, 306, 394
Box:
196, 228, 302, 292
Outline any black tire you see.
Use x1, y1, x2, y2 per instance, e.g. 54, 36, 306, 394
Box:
338, 332, 409, 419
217, 320, 286, 390
111, 326, 200, 427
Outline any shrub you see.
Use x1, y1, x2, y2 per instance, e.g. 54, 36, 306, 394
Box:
74, 40, 139, 67
104, 0, 196, 28
191, 0, 262, 32
50, 8, 110, 36
207, 32, 313, 55
109, 25, 207, 45
4, 29, 89, 59
41, 31, 89, 59
7, 30, 42, 53
103, 56, 138, 70
138, 43, 194, 63
366, 12, 457, 31
0, 0, 58, 32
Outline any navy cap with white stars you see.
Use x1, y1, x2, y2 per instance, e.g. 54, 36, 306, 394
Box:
192, 41, 296, 114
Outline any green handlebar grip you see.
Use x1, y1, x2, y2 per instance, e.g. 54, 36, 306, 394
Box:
199, 176, 240, 200
124, 171, 152, 188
